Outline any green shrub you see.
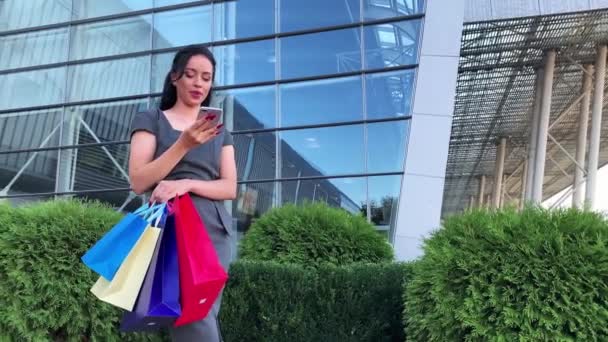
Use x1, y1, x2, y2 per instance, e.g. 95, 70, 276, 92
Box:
404, 207, 608, 341
0, 200, 406, 341
238, 202, 394, 267
221, 261, 411, 342
0, 199, 164, 341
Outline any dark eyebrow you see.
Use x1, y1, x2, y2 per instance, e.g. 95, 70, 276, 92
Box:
184, 68, 212, 76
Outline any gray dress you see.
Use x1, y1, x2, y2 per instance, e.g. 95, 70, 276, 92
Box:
130, 108, 234, 342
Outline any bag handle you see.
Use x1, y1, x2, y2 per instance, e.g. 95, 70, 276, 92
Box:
146, 203, 166, 226
139, 202, 164, 219
132, 202, 150, 215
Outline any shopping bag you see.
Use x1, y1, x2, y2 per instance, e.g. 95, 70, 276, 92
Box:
90, 205, 165, 311
120, 207, 182, 331
81, 203, 161, 281
172, 194, 228, 327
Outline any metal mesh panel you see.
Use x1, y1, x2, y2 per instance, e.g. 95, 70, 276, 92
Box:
443, 9, 608, 216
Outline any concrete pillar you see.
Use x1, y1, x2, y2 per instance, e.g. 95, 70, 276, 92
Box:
586, 45, 607, 208
500, 174, 508, 208
525, 69, 544, 201
532, 50, 556, 203
492, 137, 507, 209
520, 160, 528, 210
572, 64, 593, 208
477, 175, 486, 207
469, 196, 476, 210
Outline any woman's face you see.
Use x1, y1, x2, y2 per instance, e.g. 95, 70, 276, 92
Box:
172, 54, 213, 108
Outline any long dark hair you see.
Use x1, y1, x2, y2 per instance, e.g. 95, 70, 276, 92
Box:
159, 45, 216, 110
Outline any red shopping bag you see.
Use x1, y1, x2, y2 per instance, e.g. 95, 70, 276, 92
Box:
172, 193, 228, 327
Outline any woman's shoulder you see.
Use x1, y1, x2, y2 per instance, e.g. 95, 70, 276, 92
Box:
135, 107, 161, 120
130, 107, 161, 137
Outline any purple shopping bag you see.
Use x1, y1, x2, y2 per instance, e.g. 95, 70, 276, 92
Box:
120, 209, 181, 332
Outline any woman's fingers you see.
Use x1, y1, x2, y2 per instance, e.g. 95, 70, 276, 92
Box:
192, 115, 210, 130
193, 114, 216, 130
195, 127, 215, 142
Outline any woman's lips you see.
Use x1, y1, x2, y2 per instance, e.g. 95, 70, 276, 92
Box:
189, 91, 203, 99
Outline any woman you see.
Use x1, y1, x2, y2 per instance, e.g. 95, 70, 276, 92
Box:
128, 45, 237, 341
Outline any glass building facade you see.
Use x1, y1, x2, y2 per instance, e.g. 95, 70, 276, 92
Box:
0, 0, 425, 244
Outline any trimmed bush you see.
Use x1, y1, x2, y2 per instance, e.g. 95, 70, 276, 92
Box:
238, 202, 394, 267
0, 200, 406, 341
405, 207, 608, 341
221, 261, 411, 342
0, 200, 164, 341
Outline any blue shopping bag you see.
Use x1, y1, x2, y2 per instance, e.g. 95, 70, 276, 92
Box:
120, 206, 182, 332
81, 203, 164, 281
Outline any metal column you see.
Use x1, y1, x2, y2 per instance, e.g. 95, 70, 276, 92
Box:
500, 174, 508, 208
520, 160, 528, 210
586, 45, 607, 208
492, 137, 507, 209
56, 109, 79, 194
532, 50, 556, 203
469, 196, 476, 210
572, 65, 593, 208
525, 69, 544, 201
477, 175, 486, 207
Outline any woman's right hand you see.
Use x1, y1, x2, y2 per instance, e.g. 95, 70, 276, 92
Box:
177, 115, 223, 150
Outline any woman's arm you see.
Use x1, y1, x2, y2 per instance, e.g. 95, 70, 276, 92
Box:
129, 116, 219, 195
148, 145, 237, 202
185, 145, 237, 200
128, 131, 189, 194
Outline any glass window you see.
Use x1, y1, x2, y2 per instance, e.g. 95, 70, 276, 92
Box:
151, 52, 174, 93
0, 109, 62, 152
57, 144, 131, 191
367, 120, 408, 173
363, 0, 425, 20
282, 177, 366, 217
0, 67, 66, 111
280, 0, 360, 32
0, 28, 69, 71
214, 39, 276, 86
213, 86, 276, 131
150, 96, 161, 108
70, 15, 152, 60
368, 175, 402, 240
280, 125, 365, 178
234, 181, 275, 233
0, 1, 71, 31
213, 0, 275, 41
0, 149, 58, 194
366, 69, 415, 119
153, 6, 212, 49
154, 0, 197, 6
364, 19, 421, 69
75, 190, 145, 212
280, 76, 363, 127
72, 0, 153, 19
280, 28, 361, 79
67, 56, 151, 102
65, 99, 150, 144
233, 132, 276, 181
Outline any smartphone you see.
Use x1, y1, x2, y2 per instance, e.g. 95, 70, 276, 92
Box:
198, 106, 223, 126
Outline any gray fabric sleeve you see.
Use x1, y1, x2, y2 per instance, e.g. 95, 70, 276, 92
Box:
129, 109, 158, 139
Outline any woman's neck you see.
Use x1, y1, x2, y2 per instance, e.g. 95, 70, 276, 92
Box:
170, 100, 199, 119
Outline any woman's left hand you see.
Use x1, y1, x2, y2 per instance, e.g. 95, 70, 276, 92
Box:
149, 180, 191, 203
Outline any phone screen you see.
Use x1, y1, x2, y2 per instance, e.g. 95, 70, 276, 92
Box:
199, 106, 223, 125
